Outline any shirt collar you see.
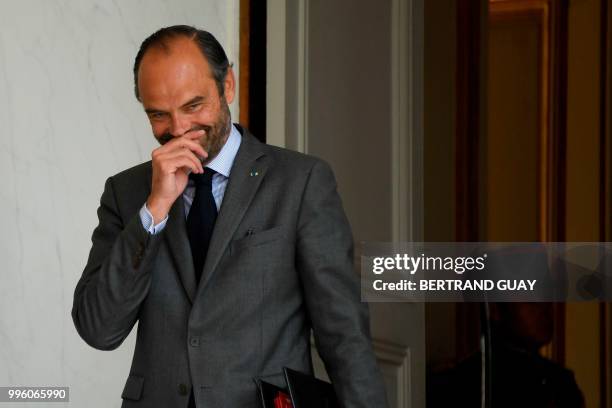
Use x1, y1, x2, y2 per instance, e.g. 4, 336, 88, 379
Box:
205, 123, 241, 178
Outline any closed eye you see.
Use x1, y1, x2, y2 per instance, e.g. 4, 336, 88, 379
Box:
146, 111, 167, 121
185, 103, 202, 113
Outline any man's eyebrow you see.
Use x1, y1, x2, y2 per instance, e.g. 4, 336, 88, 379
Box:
144, 96, 206, 114
181, 96, 205, 107
144, 107, 165, 115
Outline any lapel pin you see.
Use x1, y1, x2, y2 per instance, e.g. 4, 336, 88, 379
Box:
250, 170, 259, 177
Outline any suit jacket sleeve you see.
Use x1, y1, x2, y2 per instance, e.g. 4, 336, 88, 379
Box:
72, 176, 163, 350
296, 160, 389, 408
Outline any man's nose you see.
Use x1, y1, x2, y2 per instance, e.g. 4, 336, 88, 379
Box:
169, 114, 190, 137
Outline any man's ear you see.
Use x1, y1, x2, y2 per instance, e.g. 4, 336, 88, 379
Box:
223, 67, 236, 104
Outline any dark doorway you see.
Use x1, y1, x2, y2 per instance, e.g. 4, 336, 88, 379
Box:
239, 0, 267, 143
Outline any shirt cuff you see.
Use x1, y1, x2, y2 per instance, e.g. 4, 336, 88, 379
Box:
139, 203, 169, 235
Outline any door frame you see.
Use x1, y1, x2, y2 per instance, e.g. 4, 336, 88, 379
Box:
266, 1, 426, 407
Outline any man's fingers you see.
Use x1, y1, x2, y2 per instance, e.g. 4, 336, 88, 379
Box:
154, 140, 207, 162
184, 128, 207, 140
164, 155, 203, 175
176, 157, 201, 174
156, 132, 207, 159
163, 149, 204, 173
155, 148, 203, 173
178, 139, 207, 160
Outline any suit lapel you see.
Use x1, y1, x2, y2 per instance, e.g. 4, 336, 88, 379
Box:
165, 195, 198, 303
195, 130, 268, 297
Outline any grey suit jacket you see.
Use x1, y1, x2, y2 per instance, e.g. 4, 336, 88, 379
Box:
72, 126, 388, 407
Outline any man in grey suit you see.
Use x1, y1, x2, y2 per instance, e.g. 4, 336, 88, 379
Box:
72, 25, 388, 407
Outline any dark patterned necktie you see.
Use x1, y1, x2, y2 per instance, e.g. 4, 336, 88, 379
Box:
186, 168, 218, 284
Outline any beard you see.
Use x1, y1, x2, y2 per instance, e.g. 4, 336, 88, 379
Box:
157, 97, 232, 165
195, 99, 232, 165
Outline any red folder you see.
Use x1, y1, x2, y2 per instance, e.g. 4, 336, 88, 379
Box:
274, 391, 293, 408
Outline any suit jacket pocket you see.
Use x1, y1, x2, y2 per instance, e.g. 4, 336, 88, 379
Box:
121, 374, 144, 401
230, 226, 285, 254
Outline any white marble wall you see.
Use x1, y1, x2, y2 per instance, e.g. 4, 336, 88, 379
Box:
0, 1, 239, 406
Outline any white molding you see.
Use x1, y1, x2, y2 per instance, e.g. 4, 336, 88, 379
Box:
373, 339, 412, 408
229, 0, 241, 121
295, 0, 309, 153
266, 0, 308, 152
266, 0, 287, 147
390, 0, 424, 243
388, 4, 425, 405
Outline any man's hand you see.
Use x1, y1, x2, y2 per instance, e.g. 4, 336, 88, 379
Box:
147, 130, 208, 223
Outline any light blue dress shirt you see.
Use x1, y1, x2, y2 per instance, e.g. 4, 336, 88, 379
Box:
139, 124, 242, 234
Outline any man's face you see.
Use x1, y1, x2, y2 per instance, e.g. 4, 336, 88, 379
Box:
137, 37, 235, 163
